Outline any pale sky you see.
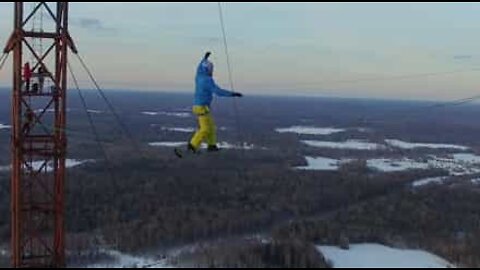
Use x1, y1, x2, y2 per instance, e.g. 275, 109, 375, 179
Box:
1, 2, 480, 101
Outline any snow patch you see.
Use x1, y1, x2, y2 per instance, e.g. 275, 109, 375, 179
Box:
297, 153, 480, 176
471, 178, 480, 185
30, 159, 93, 172
412, 176, 448, 187
317, 243, 453, 268
0, 159, 93, 173
86, 109, 103, 114
385, 139, 469, 151
276, 126, 346, 135
367, 158, 429, 172
34, 108, 73, 114
213, 142, 258, 150
367, 154, 480, 176
356, 127, 373, 133
428, 155, 480, 176
302, 140, 385, 150
159, 112, 191, 118
451, 153, 480, 164
149, 142, 187, 147
86, 249, 172, 268
0, 124, 11, 130
142, 111, 191, 118
296, 156, 342, 171
161, 127, 195, 133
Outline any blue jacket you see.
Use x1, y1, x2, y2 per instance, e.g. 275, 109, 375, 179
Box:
194, 59, 234, 106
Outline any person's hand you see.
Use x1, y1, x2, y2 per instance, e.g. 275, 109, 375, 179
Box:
232, 92, 243, 97
204, 52, 211, 60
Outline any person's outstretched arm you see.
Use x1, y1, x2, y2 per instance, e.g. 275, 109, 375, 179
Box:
210, 78, 243, 97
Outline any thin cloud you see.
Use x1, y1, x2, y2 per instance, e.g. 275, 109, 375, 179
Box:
453, 55, 473, 60
72, 18, 117, 33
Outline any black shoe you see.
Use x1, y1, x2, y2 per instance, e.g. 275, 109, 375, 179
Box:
174, 148, 183, 158
207, 145, 220, 152
187, 143, 197, 153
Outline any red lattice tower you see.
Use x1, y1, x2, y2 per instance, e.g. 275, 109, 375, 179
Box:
4, 2, 76, 267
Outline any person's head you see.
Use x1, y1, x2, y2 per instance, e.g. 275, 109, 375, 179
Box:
202, 52, 214, 76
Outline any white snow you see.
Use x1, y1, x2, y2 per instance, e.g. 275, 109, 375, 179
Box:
385, 139, 469, 151
276, 126, 346, 135
161, 112, 191, 118
148, 142, 187, 147
412, 176, 448, 187
86, 249, 172, 268
367, 154, 480, 176
296, 152, 480, 176
161, 127, 195, 133
30, 159, 93, 172
367, 158, 429, 172
212, 142, 257, 150
471, 178, 480, 185
142, 111, 191, 118
0, 124, 11, 130
302, 140, 385, 150
87, 109, 103, 114
356, 127, 372, 133
428, 154, 480, 176
0, 159, 93, 173
317, 243, 453, 268
34, 108, 73, 114
296, 156, 342, 171
451, 153, 480, 164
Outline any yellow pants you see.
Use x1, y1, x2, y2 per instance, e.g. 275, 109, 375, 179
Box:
190, 105, 217, 150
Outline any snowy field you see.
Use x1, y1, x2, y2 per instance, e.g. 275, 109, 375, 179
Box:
33, 108, 73, 114
0, 124, 10, 130
296, 156, 341, 171
296, 156, 351, 171
412, 176, 448, 187
295, 134, 471, 152
160, 127, 195, 133
275, 126, 373, 136
142, 111, 191, 118
84, 249, 172, 268
302, 140, 385, 150
317, 243, 454, 268
148, 142, 187, 147
450, 153, 480, 163
86, 109, 104, 114
0, 159, 93, 173
471, 178, 480, 185
385, 139, 469, 151
276, 126, 346, 135
298, 153, 480, 178
367, 158, 430, 172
